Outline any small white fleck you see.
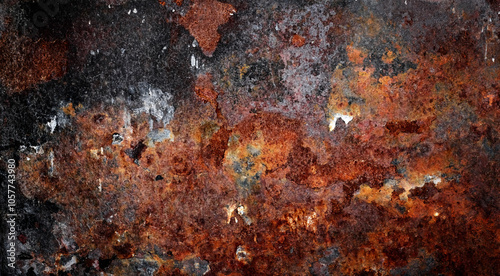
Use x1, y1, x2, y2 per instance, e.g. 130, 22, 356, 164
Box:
142, 19, 145, 23
172, 9, 175, 12
90, 50, 95, 55
191, 55, 196, 68
230, 12, 234, 15
133, 8, 137, 13
430, 175, 441, 185
30, 146, 44, 154
88, 20, 91, 25
26, 157, 30, 161
434, 212, 439, 217
128, 10, 131, 15
329, 113, 354, 132
47, 116, 57, 133
492, 58, 495, 62
405, 0, 407, 5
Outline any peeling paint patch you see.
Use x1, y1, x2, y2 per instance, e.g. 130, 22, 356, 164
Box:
329, 113, 354, 131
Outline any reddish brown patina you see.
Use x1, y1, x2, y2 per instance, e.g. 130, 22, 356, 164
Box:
4, 0, 499, 275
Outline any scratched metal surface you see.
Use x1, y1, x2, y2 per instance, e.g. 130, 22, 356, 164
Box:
0, 0, 499, 275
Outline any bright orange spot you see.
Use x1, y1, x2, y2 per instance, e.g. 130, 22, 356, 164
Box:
382, 50, 396, 64
346, 45, 367, 65
62, 103, 76, 117
291, 34, 306, 47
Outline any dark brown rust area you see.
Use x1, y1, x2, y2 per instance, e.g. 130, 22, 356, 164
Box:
125, 140, 147, 161
385, 120, 424, 134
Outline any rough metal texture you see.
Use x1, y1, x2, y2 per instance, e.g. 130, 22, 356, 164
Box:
0, 0, 499, 275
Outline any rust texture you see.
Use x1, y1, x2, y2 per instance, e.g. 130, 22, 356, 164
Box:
0, 0, 499, 275
179, 0, 236, 56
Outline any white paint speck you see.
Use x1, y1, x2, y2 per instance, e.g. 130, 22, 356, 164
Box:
48, 150, 55, 176
128, 10, 131, 15
133, 84, 175, 127
133, 8, 137, 13
434, 212, 439, 217
425, 175, 442, 185
329, 113, 354, 132
47, 116, 57, 133
30, 145, 44, 154
191, 55, 196, 68
88, 20, 91, 25
492, 58, 495, 62
225, 204, 237, 224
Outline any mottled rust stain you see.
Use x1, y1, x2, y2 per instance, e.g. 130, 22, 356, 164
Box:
4, 0, 500, 275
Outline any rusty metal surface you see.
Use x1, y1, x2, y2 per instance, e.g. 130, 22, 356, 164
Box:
0, 0, 499, 275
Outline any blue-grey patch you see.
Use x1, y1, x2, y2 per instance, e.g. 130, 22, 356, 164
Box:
181, 256, 210, 276
146, 129, 173, 147
390, 256, 436, 276
319, 247, 340, 265
132, 258, 159, 276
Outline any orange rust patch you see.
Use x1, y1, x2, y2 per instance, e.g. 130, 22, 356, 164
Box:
62, 103, 77, 117
382, 50, 396, 64
346, 45, 367, 65
291, 34, 306, 47
194, 73, 219, 108
179, 0, 236, 56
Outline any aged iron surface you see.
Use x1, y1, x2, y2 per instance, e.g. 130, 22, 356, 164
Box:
0, 0, 499, 275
